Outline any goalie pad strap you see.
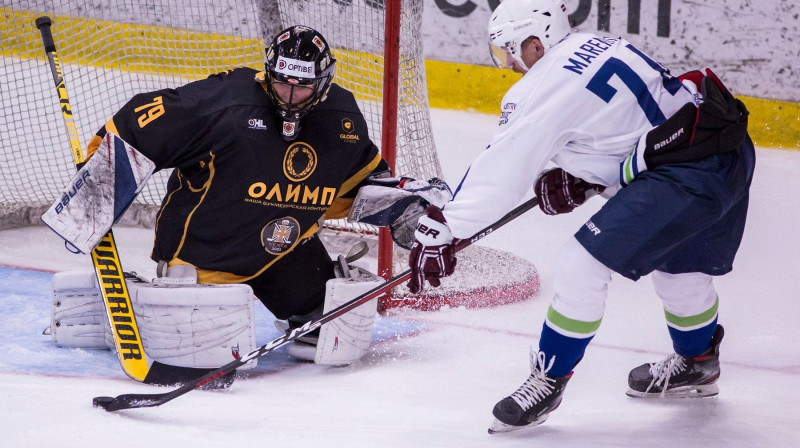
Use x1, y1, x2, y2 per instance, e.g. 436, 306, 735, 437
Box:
41, 132, 156, 254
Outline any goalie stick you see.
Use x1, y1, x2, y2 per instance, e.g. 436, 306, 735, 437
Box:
92, 195, 540, 411
35, 16, 168, 384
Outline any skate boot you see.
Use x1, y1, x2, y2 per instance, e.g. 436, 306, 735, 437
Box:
488, 350, 573, 434
627, 324, 724, 398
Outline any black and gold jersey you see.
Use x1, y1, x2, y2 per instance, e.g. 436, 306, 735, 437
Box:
89, 67, 387, 283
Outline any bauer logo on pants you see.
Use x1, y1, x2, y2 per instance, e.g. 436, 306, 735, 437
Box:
261, 217, 301, 254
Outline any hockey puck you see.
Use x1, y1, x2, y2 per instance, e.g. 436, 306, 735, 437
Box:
92, 396, 115, 409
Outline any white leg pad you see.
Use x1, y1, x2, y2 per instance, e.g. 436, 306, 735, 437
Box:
130, 278, 258, 370
651, 270, 718, 325
314, 267, 384, 366
51, 270, 109, 349
50, 270, 257, 370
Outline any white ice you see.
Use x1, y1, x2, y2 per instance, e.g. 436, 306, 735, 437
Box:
1, 108, 799, 447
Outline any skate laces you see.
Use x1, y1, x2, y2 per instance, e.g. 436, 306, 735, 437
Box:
646, 354, 687, 396
510, 350, 557, 410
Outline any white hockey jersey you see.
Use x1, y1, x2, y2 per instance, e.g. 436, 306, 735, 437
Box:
443, 33, 696, 239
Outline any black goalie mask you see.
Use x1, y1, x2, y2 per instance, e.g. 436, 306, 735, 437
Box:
265, 26, 337, 140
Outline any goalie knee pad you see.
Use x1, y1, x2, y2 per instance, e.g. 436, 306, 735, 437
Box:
50, 270, 257, 370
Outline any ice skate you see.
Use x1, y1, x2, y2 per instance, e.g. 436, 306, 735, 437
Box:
488, 350, 572, 434
627, 324, 724, 398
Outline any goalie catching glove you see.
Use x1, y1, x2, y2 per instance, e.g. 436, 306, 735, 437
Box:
620, 68, 749, 186
407, 206, 457, 294
348, 176, 452, 249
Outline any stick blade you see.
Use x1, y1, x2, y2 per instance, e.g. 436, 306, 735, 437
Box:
92, 393, 168, 412
92, 396, 115, 409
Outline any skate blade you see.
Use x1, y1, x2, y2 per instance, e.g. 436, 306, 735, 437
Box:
626, 383, 719, 399
286, 341, 317, 362
488, 414, 548, 434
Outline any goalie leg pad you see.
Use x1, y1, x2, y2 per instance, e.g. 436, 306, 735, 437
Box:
50, 270, 109, 349
313, 267, 384, 366
131, 279, 258, 370
50, 270, 257, 370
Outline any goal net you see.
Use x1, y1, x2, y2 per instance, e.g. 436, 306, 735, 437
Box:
1, 0, 539, 312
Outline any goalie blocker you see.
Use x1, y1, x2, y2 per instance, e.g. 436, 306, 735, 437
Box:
50, 268, 257, 385
41, 132, 155, 254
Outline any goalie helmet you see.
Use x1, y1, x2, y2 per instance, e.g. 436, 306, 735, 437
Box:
265, 26, 337, 140
488, 0, 571, 71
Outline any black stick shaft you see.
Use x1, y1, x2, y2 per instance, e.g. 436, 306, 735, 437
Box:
98, 197, 539, 411
36, 16, 56, 52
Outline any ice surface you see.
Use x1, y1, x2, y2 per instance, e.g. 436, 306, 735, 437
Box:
1, 109, 799, 447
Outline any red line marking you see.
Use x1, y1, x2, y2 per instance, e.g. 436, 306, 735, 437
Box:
0, 263, 56, 273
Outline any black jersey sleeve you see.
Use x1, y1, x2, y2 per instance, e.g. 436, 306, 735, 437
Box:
87, 69, 250, 170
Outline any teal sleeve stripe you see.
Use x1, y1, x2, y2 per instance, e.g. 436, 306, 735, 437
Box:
664, 296, 719, 328
546, 306, 602, 335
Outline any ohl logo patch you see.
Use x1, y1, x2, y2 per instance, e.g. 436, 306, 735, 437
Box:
261, 216, 301, 254
248, 118, 266, 130
283, 142, 317, 182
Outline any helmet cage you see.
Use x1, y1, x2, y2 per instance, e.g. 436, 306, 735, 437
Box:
265, 26, 337, 122
265, 70, 332, 121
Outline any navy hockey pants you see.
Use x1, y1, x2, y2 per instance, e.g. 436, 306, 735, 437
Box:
576, 136, 756, 280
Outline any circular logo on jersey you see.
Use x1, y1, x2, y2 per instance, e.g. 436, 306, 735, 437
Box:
261, 217, 301, 255
283, 142, 317, 182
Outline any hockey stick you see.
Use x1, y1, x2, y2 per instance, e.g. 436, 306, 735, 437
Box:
35, 16, 154, 382
92, 195, 540, 411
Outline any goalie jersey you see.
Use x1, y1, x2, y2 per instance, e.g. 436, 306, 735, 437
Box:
88, 68, 387, 283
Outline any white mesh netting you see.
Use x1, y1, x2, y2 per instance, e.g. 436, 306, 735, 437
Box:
1, 1, 539, 310
0, 0, 440, 232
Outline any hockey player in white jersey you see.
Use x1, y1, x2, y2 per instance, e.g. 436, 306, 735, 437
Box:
406, 0, 753, 433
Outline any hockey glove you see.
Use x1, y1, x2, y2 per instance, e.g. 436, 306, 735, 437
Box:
620, 68, 749, 186
407, 206, 457, 294
535, 168, 605, 216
